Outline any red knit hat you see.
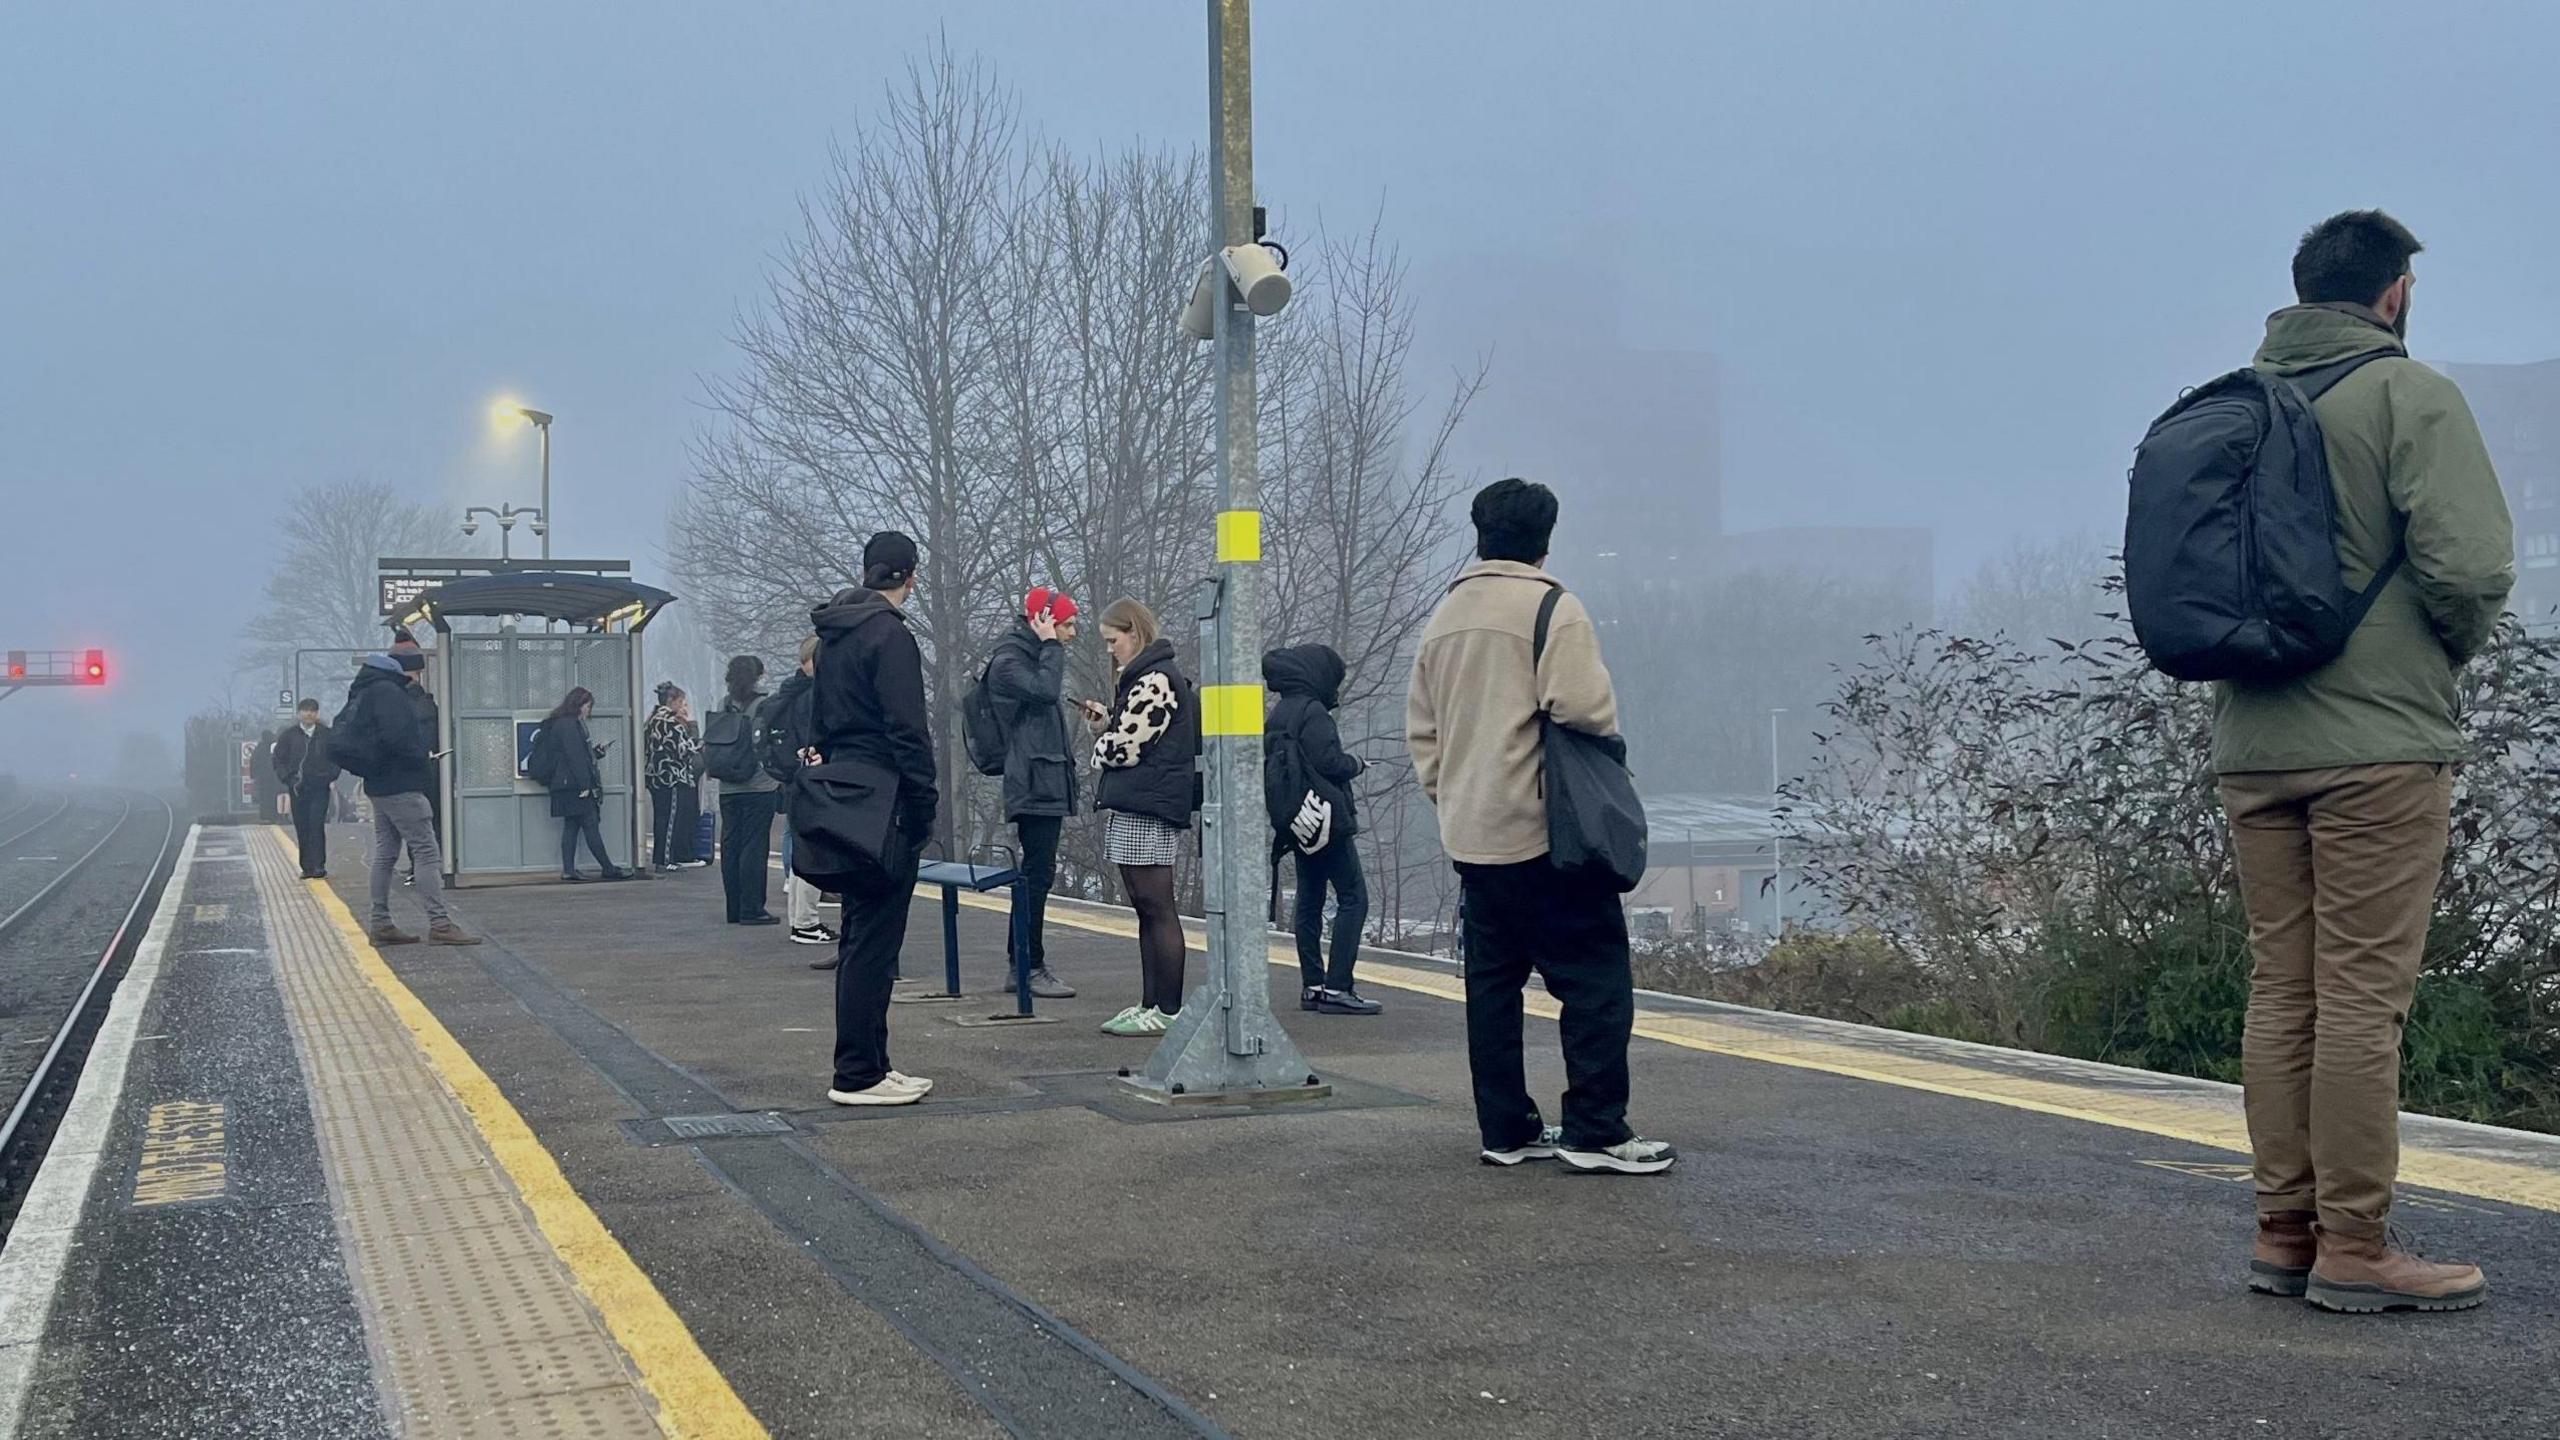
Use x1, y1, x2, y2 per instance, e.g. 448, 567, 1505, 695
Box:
1026, 587, 1079, 623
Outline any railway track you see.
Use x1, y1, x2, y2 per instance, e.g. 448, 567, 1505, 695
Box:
0, 789, 180, 1233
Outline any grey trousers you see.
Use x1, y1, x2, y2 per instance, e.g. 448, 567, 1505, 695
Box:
369, 791, 452, 928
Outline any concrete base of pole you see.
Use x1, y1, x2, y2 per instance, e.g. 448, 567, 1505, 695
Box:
1131, 978, 1325, 1101
1115, 1073, 1332, 1107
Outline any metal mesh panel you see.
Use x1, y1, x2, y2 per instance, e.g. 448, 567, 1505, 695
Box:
519, 639, 573, 710
457, 716, 520, 788
572, 639, 629, 711
457, 638, 513, 711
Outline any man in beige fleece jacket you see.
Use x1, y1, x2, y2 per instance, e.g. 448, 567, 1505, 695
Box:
1408, 479, 1676, 1176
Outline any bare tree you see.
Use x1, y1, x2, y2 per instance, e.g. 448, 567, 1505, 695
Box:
1944, 530, 2118, 647
243, 478, 455, 681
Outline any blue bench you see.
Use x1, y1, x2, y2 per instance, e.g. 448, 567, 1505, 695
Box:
906, 851, 1046, 1021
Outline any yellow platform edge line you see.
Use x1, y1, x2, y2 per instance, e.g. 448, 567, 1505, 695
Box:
305, 876, 769, 1440
939, 889, 2560, 1215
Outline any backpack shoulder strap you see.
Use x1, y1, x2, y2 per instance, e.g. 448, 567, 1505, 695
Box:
1531, 586, 1564, 667
2287, 347, 2405, 404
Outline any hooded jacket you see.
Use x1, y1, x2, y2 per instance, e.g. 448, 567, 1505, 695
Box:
2214, 304, 2515, 774
643, 706, 701, 791
1407, 561, 1618, 866
811, 588, 938, 839
986, 618, 1079, 821
1093, 638, 1200, 830
341, 662, 436, 800
1264, 644, 1362, 843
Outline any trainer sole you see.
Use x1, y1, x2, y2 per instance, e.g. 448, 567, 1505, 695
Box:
1557, 1149, 1679, 1176
827, 1085, 922, 1108
2305, 1279, 2487, 1314
1479, 1148, 1561, 1167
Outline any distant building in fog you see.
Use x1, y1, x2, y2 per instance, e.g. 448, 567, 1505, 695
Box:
2441, 359, 2560, 628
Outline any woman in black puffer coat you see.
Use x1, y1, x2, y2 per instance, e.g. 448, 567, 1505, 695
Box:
539, 687, 629, 882
1089, 598, 1200, 1037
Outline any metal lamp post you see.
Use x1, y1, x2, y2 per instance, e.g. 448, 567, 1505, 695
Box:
461, 503, 547, 563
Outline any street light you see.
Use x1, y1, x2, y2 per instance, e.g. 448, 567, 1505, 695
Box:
462, 503, 547, 563
492, 401, 556, 559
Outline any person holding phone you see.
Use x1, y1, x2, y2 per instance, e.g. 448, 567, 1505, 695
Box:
1089, 598, 1200, 1037
986, 586, 1084, 999
539, 686, 631, 883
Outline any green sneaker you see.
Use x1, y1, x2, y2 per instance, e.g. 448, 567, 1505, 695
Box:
1138, 1007, 1176, 1034
1100, 1006, 1149, 1036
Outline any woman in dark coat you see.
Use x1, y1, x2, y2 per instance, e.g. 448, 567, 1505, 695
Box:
540, 687, 629, 882
1088, 598, 1200, 1037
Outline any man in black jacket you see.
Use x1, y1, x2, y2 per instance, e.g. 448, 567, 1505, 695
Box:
811, 531, 937, 1108
987, 587, 1082, 999
390, 628, 444, 886
269, 698, 341, 878
1265, 644, 1381, 1015
342, 653, 479, 947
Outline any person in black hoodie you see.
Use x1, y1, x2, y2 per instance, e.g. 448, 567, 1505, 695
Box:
390, 627, 443, 886
269, 698, 341, 878
986, 586, 1083, 999
809, 531, 938, 1108
538, 686, 630, 882
1264, 644, 1381, 1015
341, 652, 480, 947
1090, 598, 1200, 1037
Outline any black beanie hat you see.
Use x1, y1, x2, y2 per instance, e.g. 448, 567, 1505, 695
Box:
1470, 478, 1558, 564
863, 530, 919, 589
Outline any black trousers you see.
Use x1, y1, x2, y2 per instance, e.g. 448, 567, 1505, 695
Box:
651, 783, 701, 867
719, 790, 779, 921
560, 810, 613, 877
1012, 814, 1063, 975
1293, 838, 1369, 991
833, 841, 920, 1092
1458, 857, 1636, 1152
289, 782, 333, 875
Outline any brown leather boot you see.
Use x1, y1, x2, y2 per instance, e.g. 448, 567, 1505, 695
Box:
370, 922, 420, 946
425, 921, 484, 947
2306, 1226, 2486, 1314
2247, 1210, 2315, 1297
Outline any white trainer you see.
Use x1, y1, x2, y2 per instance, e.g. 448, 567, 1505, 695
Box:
826, 1080, 922, 1108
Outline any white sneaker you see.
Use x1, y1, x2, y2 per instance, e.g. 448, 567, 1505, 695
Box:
826, 1080, 921, 1107
1480, 1124, 1566, 1167
1557, 1136, 1679, 1175
886, 1071, 934, 1094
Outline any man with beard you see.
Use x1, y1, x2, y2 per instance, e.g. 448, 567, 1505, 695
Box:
2219, 210, 2511, 1314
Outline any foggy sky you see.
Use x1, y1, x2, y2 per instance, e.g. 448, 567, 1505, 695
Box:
5, 0, 2556, 776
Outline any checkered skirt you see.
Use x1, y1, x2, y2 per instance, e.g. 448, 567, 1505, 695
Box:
1103, 810, 1182, 867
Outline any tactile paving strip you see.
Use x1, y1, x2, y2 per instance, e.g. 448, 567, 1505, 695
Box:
246, 829, 667, 1437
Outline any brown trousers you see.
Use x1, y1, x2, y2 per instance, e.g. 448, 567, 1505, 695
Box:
2220, 763, 2451, 1240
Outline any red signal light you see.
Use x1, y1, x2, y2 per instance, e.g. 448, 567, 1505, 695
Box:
5, 650, 23, 680
83, 649, 105, 684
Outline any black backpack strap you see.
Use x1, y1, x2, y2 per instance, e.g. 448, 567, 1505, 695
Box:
2287, 346, 2402, 404
1531, 586, 1564, 667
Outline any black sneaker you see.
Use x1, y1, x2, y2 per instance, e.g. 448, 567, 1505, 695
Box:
790, 924, 836, 946
563, 873, 588, 884
740, 913, 782, 927
1557, 1137, 1679, 1175
1480, 1125, 1564, 1167
1315, 988, 1382, 1016
1300, 987, 1323, 1012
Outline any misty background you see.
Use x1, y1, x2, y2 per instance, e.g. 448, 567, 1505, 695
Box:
5, 0, 2556, 785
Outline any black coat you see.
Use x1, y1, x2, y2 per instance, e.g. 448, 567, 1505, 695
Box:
986, 620, 1078, 821
541, 714, 604, 819
1264, 644, 1362, 842
1094, 639, 1199, 830
811, 588, 938, 840
761, 670, 816, 813
270, 722, 341, 791
340, 665, 435, 799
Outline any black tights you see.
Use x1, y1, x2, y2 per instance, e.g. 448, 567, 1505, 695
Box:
1121, 864, 1186, 1013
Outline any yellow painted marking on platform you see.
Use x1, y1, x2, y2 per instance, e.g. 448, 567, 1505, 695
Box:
1200, 683, 1264, 736
305, 882, 768, 1439
193, 904, 229, 922
132, 1100, 228, 1206
943, 890, 2560, 1215
1214, 508, 1262, 563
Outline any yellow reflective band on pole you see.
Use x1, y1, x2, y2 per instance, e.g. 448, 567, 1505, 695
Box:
1215, 509, 1263, 564
1201, 684, 1265, 736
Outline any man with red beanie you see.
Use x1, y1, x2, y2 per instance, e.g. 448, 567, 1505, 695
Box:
986, 586, 1084, 998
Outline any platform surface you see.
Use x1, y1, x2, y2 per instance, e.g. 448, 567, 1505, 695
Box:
4, 816, 2557, 1439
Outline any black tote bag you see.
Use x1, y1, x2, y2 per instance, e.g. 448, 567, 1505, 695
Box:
1532, 587, 1649, 893
787, 757, 900, 888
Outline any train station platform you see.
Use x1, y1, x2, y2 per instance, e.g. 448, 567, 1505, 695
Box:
4, 818, 2559, 1438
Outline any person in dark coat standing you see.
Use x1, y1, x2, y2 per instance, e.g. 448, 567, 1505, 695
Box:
1264, 644, 1381, 1015
390, 628, 444, 886
269, 698, 342, 879
539, 687, 630, 882
810, 531, 938, 1108
986, 586, 1083, 999
643, 682, 706, 872
341, 652, 480, 947
1088, 598, 1200, 1038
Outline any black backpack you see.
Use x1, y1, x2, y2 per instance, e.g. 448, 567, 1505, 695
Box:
1263, 710, 1336, 856
328, 693, 387, 780
524, 719, 563, 788
960, 660, 1008, 777
703, 702, 762, 783
757, 685, 814, 784
1532, 587, 1647, 893
2125, 350, 2404, 683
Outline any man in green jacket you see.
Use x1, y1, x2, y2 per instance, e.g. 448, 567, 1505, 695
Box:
2221, 211, 2512, 1314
